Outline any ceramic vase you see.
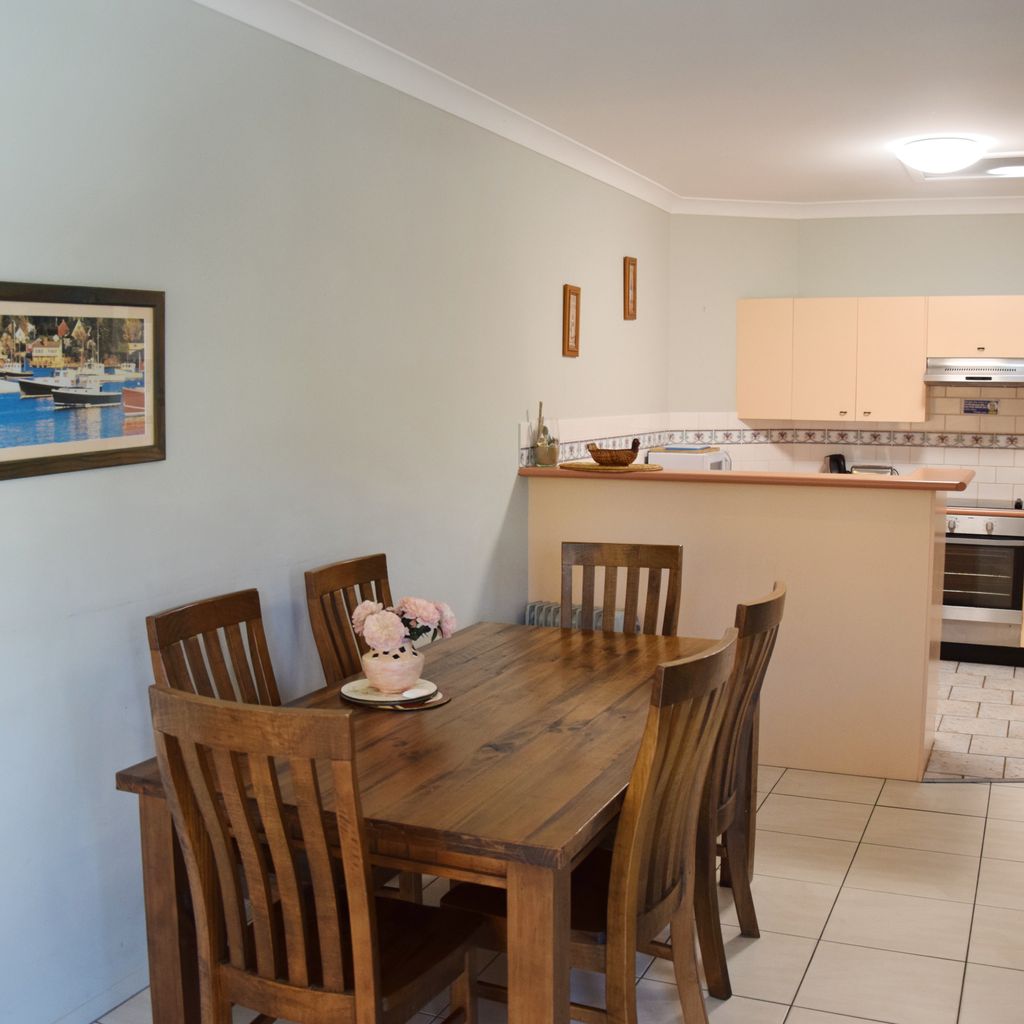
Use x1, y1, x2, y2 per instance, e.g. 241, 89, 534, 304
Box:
361, 644, 424, 694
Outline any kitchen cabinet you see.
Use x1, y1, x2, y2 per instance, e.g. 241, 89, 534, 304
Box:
736, 298, 793, 418
791, 298, 858, 421
928, 296, 1024, 357
856, 297, 927, 422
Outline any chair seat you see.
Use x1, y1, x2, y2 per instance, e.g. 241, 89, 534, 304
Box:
376, 897, 485, 1011
441, 847, 614, 937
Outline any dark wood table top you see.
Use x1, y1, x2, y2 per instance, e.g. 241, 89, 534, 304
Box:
116, 622, 713, 869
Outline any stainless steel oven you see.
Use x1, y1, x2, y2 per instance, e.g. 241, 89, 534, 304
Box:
944, 512, 1024, 647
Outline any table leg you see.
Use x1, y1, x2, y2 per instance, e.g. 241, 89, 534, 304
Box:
506, 861, 570, 1024
139, 795, 200, 1023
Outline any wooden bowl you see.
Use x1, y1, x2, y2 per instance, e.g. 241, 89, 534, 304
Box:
587, 438, 640, 467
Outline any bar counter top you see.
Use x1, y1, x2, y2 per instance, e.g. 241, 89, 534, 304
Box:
519, 465, 974, 491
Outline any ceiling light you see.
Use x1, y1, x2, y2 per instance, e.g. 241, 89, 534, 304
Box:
987, 165, 1024, 178
892, 136, 987, 174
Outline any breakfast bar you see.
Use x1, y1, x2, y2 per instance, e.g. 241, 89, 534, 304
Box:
520, 465, 974, 780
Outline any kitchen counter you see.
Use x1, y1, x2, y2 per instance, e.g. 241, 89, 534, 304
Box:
522, 465, 952, 780
520, 465, 973, 491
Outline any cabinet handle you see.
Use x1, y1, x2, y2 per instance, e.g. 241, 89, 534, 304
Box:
978, 346, 986, 352
839, 410, 848, 416
863, 411, 871, 416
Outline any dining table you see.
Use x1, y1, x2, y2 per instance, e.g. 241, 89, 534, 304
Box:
115, 620, 715, 1024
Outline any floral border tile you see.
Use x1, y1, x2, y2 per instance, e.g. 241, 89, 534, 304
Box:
795, 428, 825, 443
743, 428, 770, 443
860, 429, 893, 445
825, 429, 859, 444
892, 431, 925, 446
712, 429, 742, 444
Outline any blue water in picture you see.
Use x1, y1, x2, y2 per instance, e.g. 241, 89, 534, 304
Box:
0, 379, 129, 449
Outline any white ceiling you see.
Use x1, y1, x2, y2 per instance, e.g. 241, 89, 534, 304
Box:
200, 0, 1024, 213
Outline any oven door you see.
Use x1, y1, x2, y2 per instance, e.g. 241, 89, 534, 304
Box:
944, 534, 1024, 625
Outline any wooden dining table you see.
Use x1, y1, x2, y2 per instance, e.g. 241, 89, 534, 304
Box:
115, 621, 714, 1024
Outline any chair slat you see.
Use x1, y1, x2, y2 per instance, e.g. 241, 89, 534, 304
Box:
622, 567, 641, 635
162, 643, 194, 693
247, 620, 281, 706
181, 636, 216, 698
602, 566, 618, 630
290, 758, 347, 991
202, 630, 237, 701
248, 753, 309, 986
225, 623, 260, 704
560, 564, 574, 628
581, 566, 596, 629
642, 570, 662, 635
210, 747, 278, 979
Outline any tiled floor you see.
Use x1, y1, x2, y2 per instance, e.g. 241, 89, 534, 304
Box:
929, 660, 1024, 780
97, 766, 1024, 1024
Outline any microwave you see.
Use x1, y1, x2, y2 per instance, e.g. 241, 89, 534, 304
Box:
645, 448, 733, 472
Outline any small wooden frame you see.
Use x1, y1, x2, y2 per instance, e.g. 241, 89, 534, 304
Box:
623, 257, 637, 320
562, 284, 581, 358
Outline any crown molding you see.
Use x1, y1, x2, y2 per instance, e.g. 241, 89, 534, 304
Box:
193, 0, 1024, 221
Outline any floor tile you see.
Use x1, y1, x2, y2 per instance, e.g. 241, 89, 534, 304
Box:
845, 844, 979, 903
98, 990, 150, 1024
979, 701, 1024, 721
794, 942, 964, 1024
878, 779, 989, 816
981, 675, 1024, 691
961, 662, 1015, 678
977, 857, 1024, 911
949, 685, 1011, 704
969, 905, 1024, 970
939, 715, 1008, 736
786, 1012, 878, 1024
1010, 720, 1024, 737
971, 734, 1024, 757
703, 993, 789, 1023
717, 874, 838, 938
932, 729, 971, 752
752, 831, 857, 886
861, 805, 985, 856
647, 926, 815, 1005
936, 698, 980, 716
988, 783, 1024, 820
926, 750, 1007, 777
925, 770, 965, 780
756, 764, 785, 791
1005, 757, 1024, 778
756, 794, 871, 842
958, 962, 1024, 1024
821, 887, 973, 960
984, 817, 1024, 861
771, 769, 882, 805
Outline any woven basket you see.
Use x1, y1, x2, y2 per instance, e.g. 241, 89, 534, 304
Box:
587, 438, 640, 466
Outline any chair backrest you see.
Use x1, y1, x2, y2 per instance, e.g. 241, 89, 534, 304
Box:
149, 686, 379, 1021
559, 541, 683, 636
606, 628, 737, 966
146, 589, 281, 706
305, 554, 394, 684
709, 583, 786, 823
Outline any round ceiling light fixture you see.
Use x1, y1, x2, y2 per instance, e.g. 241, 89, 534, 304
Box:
987, 165, 1024, 178
892, 135, 988, 174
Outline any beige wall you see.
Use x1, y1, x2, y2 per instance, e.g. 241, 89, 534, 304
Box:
1, 2, 670, 1021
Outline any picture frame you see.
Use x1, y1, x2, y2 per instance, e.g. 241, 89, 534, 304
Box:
0, 281, 165, 481
562, 284, 581, 358
623, 257, 637, 320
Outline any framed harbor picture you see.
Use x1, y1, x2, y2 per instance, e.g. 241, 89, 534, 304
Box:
562, 284, 581, 358
0, 281, 165, 481
623, 257, 637, 320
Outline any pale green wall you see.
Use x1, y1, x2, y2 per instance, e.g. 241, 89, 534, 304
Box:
0, 2, 670, 1021
669, 213, 1024, 411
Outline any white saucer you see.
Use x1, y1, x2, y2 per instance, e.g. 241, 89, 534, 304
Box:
340, 678, 438, 706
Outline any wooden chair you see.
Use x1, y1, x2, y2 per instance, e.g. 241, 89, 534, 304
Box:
440, 628, 738, 1024
305, 553, 394, 684
560, 542, 683, 636
149, 686, 483, 1024
686, 583, 787, 1001
147, 589, 280, 705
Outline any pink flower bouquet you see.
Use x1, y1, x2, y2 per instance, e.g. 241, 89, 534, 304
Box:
351, 597, 457, 653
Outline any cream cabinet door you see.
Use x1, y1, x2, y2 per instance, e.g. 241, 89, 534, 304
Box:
856, 297, 927, 422
791, 298, 857, 421
928, 296, 1024, 357
736, 298, 793, 419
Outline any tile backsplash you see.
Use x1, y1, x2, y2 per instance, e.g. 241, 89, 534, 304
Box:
518, 387, 1024, 505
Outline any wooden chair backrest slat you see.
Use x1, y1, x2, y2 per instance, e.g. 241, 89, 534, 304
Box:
604, 628, 737, 977
711, 583, 787, 817
147, 589, 281, 706
305, 554, 395, 685
560, 542, 683, 636
149, 687, 378, 1011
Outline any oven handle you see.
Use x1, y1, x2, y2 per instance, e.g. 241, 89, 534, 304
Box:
947, 536, 1024, 547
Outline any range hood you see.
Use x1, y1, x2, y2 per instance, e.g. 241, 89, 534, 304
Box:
924, 357, 1024, 385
